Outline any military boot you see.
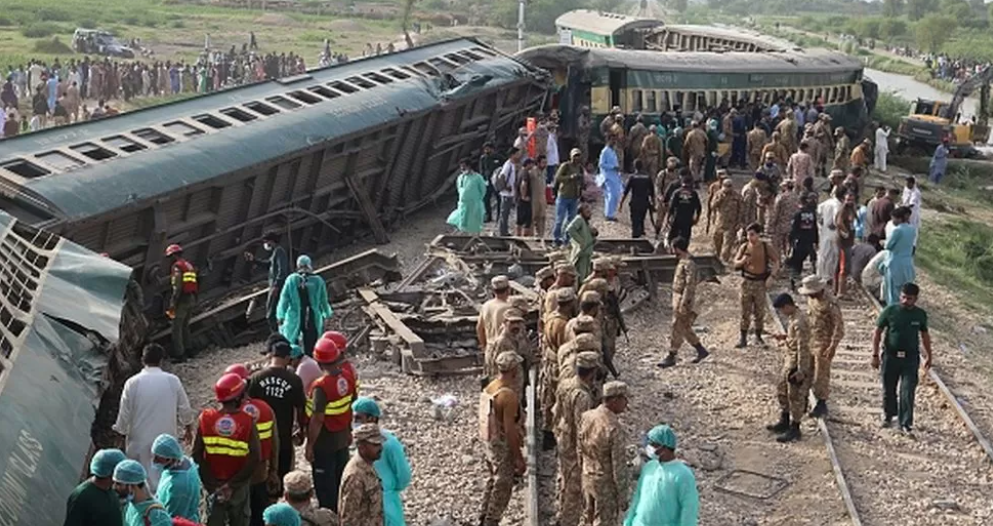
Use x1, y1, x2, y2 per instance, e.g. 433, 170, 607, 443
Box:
658, 352, 678, 369
766, 411, 790, 433
809, 400, 828, 419
776, 422, 802, 443
691, 343, 710, 363
754, 330, 767, 347
735, 330, 748, 349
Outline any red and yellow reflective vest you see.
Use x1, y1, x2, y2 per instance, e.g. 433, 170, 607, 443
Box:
240, 398, 275, 461
306, 365, 357, 432
199, 408, 253, 481
171, 258, 199, 295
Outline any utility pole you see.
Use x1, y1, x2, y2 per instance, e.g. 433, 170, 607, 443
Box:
517, 0, 525, 53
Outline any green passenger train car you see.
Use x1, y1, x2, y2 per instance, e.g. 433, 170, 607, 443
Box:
517, 45, 878, 145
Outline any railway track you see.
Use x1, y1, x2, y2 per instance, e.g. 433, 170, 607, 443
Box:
768, 281, 993, 525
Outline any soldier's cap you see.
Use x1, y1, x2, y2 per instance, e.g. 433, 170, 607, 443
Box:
580, 290, 601, 304
510, 297, 530, 310
772, 292, 796, 309
603, 381, 628, 399
575, 351, 601, 369
556, 287, 577, 303
830, 169, 845, 179
282, 470, 314, 495
609, 256, 627, 268
722, 179, 733, 188
574, 332, 599, 350
574, 315, 598, 332
352, 423, 386, 445
536, 266, 555, 280
555, 264, 578, 276
584, 278, 608, 292
491, 275, 510, 290
834, 126, 845, 134
764, 151, 775, 158
570, 147, 582, 157
592, 259, 611, 271
504, 308, 526, 323
797, 275, 827, 295
496, 351, 524, 372
716, 169, 728, 178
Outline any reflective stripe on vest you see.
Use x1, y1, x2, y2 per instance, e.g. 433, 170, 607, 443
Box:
257, 420, 274, 440
202, 436, 250, 457
305, 394, 353, 417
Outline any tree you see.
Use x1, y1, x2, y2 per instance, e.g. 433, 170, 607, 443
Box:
879, 18, 909, 39
907, 0, 938, 20
670, 0, 688, 12
914, 14, 958, 52
939, 0, 972, 20
883, 0, 903, 18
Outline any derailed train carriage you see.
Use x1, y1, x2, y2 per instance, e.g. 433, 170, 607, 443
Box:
0, 210, 144, 526
0, 38, 548, 314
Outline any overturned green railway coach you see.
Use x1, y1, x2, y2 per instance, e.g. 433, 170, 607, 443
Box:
517, 45, 878, 147
0, 210, 144, 526
0, 38, 547, 313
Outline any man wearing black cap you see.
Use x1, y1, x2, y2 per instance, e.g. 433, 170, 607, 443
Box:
245, 231, 289, 333
662, 175, 701, 245
768, 293, 813, 443
248, 335, 307, 487
479, 142, 504, 223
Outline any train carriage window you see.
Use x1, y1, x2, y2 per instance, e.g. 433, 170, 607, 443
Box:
646, 90, 657, 113
413, 62, 440, 77
244, 101, 280, 116
132, 128, 175, 145
459, 50, 483, 61
382, 68, 410, 80
308, 86, 340, 99
266, 95, 302, 110
287, 90, 324, 104
36, 150, 86, 170
674, 91, 685, 112
471, 46, 497, 57
0, 158, 52, 179
445, 53, 470, 65
220, 107, 259, 123
707, 91, 717, 108
163, 121, 205, 137
846, 85, 853, 102
70, 142, 118, 161
345, 76, 376, 89
104, 135, 149, 152
660, 91, 671, 112
193, 114, 233, 129
631, 89, 643, 112
364, 72, 393, 84
401, 66, 426, 78
328, 80, 359, 94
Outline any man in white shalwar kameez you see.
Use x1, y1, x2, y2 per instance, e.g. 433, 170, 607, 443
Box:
816, 189, 843, 283
901, 176, 922, 249
113, 344, 195, 493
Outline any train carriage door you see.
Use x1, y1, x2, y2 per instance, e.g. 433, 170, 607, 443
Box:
609, 68, 625, 111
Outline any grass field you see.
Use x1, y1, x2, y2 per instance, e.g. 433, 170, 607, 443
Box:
0, 0, 405, 68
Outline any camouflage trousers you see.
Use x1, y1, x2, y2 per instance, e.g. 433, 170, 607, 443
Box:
777, 367, 812, 421
716, 227, 738, 262
581, 476, 620, 526
670, 309, 700, 351
689, 154, 705, 179
539, 353, 559, 433
740, 278, 767, 332
811, 343, 834, 401
481, 440, 514, 526
556, 449, 583, 526
749, 151, 762, 172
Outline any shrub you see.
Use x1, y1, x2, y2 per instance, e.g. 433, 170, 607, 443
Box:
32, 36, 74, 55
21, 22, 62, 38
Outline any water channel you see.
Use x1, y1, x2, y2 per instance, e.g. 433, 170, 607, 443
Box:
865, 67, 980, 121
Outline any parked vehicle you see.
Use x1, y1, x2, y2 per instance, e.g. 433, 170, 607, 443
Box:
72, 28, 136, 58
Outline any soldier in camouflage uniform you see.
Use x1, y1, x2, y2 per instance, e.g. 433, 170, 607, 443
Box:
768, 294, 813, 443
567, 296, 601, 344
802, 126, 821, 178
710, 178, 744, 263
535, 266, 556, 333
766, 179, 801, 258
814, 114, 835, 178
774, 110, 798, 154
733, 223, 779, 348
338, 424, 386, 526
559, 331, 600, 384
554, 351, 600, 526
544, 264, 578, 320
659, 237, 709, 368
541, 288, 576, 450
832, 127, 851, 173
480, 352, 526, 526
798, 276, 845, 419
741, 172, 772, 228
578, 381, 629, 526
485, 310, 528, 397
579, 278, 611, 397
761, 132, 790, 169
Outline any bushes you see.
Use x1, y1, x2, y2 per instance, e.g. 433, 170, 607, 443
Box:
871, 91, 911, 130
21, 22, 64, 38
32, 37, 74, 55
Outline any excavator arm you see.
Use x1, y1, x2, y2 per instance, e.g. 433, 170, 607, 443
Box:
939, 66, 992, 126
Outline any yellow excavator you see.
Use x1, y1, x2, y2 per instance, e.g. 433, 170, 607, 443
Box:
896, 66, 991, 157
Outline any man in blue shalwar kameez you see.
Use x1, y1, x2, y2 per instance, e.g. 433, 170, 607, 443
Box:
447, 157, 487, 235
881, 207, 916, 306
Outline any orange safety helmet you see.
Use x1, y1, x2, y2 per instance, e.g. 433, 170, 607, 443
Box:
224, 364, 250, 380
313, 338, 341, 364
214, 373, 247, 402
321, 331, 347, 352
165, 244, 184, 257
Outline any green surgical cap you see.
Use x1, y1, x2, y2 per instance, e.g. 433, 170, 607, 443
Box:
151, 434, 183, 460
351, 396, 381, 418
296, 255, 312, 269
263, 503, 301, 526
90, 449, 126, 478
647, 424, 677, 450
113, 459, 147, 485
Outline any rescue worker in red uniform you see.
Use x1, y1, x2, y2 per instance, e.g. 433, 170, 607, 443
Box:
321, 331, 360, 390
165, 244, 198, 361
193, 373, 261, 526
304, 337, 357, 512
225, 364, 281, 526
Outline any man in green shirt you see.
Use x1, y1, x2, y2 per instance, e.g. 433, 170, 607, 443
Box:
872, 282, 933, 436
553, 148, 584, 246
64, 448, 127, 526
567, 202, 596, 282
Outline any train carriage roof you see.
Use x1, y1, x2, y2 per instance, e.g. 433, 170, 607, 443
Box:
0, 38, 545, 222
660, 24, 797, 52
555, 9, 663, 36
516, 45, 863, 75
